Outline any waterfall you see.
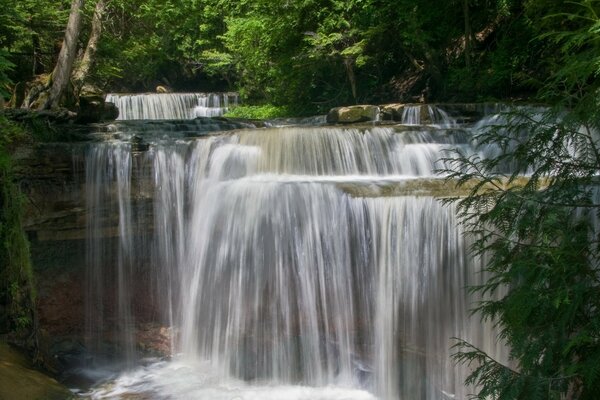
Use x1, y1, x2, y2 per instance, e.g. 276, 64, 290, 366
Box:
105, 92, 239, 120
401, 105, 458, 127
84, 117, 507, 399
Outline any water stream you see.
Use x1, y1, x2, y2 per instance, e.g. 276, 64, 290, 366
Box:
105, 92, 239, 120
81, 96, 507, 399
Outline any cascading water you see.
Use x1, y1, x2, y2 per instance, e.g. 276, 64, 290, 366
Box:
105, 92, 239, 120
82, 102, 508, 399
401, 104, 457, 127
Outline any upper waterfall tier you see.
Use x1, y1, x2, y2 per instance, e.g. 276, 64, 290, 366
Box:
105, 92, 239, 120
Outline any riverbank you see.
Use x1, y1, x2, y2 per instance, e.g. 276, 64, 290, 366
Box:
0, 340, 72, 400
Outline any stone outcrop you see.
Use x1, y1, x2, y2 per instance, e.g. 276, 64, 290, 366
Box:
326, 105, 380, 124
76, 96, 119, 123
76, 85, 118, 123
379, 103, 405, 121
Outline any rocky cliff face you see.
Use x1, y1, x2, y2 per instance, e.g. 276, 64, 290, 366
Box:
13, 143, 88, 373
14, 141, 163, 375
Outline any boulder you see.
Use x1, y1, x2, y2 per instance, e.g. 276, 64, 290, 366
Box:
76, 97, 119, 123
156, 85, 171, 94
327, 105, 380, 124
103, 101, 119, 120
78, 84, 104, 99
379, 103, 405, 121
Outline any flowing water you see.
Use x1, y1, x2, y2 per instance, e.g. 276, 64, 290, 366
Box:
105, 92, 239, 120
81, 99, 507, 399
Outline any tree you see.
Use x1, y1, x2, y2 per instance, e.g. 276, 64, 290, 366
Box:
43, 0, 84, 109
447, 1, 600, 398
72, 0, 107, 93
0, 0, 69, 87
304, 4, 370, 103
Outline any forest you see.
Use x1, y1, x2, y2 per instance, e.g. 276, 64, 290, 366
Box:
0, 0, 595, 114
1, 0, 600, 399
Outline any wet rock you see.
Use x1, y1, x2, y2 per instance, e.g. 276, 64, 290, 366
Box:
326, 105, 380, 124
135, 323, 173, 357
337, 176, 541, 198
104, 101, 119, 120
439, 103, 497, 123
130, 135, 149, 152
36, 270, 85, 339
37, 332, 90, 375
156, 85, 171, 94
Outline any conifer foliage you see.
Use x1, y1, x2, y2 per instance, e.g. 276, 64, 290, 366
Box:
445, 1, 600, 398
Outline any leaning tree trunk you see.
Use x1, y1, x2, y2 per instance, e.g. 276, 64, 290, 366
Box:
43, 0, 85, 110
344, 57, 358, 103
73, 0, 107, 95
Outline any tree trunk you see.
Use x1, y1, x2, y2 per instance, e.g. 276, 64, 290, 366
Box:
73, 0, 107, 94
42, 0, 85, 110
344, 57, 358, 103
31, 33, 42, 76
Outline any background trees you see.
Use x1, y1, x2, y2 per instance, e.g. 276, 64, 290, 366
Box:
0, 0, 583, 113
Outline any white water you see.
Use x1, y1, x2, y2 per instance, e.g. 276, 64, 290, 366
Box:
83, 106, 507, 399
105, 92, 239, 120
401, 105, 457, 127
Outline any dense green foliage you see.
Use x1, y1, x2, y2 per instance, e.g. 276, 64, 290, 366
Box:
0, 0, 70, 84
223, 104, 290, 119
0, 116, 35, 340
0, 0, 592, 114
446, 1, 600, 398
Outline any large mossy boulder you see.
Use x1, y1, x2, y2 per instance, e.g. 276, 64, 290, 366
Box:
327, 105, 380, 124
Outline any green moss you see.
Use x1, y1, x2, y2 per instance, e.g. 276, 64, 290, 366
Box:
0, 341, 73, 400
223, 104, 292, 119
0, 115, 36, 340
